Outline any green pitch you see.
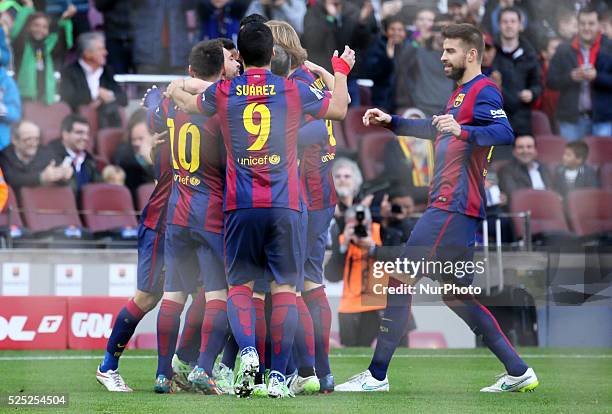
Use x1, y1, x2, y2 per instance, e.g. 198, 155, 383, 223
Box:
0, 348, 610, 414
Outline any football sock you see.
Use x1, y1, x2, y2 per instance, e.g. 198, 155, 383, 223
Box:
253, 297, 267, 373
270, 292, 298, 374
295, 296, 316, 370
197, 299, 228, 375
226, 285, 256, 351
176, 289, 206, 364
443, 294, 528, 377
101, 299, 146, 372
303, 286, 332, 377
156, 299, 184, 378
221, 334, 239, 369
369, 278, 412, 381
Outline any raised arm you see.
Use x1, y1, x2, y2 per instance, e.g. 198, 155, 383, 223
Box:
322, 46, 355, 121
166, 78, 213, 115
362, 108, 438, 140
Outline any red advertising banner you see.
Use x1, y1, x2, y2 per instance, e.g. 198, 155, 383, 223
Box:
0, 296, 67, 350
67, 297, 128, 350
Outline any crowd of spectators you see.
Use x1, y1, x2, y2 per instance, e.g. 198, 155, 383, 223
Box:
0, 0, 608, 252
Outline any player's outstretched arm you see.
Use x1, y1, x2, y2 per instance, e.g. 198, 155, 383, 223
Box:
363, 108, 437, 139
323, 46, 355, 121
305, 60, 335, 91
165, 79, 202, 114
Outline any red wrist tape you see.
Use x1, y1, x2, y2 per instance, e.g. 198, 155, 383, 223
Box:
331, 56, 351, 76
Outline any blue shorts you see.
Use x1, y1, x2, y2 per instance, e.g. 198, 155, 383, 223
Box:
225, 208, 304, 287
403, 208, 480, 286
303, 207, 334, 285
137, 224, 165, 294
164, 224, 226, 294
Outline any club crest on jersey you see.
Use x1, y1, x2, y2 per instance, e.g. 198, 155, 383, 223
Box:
453, 93, 465, 108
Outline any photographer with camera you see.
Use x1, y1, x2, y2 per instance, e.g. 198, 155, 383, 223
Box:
325, 204, 385, 347
380, 186, 418, 247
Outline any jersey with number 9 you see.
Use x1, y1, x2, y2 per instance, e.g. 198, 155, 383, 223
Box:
197, 68, 331, 212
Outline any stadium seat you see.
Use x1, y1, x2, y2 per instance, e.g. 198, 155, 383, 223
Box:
531, 110, 552, 136
136, 183, 155, 212
81, 183, 138, 233
489, 159, 510, 173
510, 189, 569, 239
343, 106, 389, 150
583, 136, 612, 167
359, 85, 372, 107
96, 128, 125, 163
359, 132, 396, 180
600, 164, 612, 191
78, 103, 99, 145
20, 186, 82, 232
534, 134, 566, 165
566, 189, 612, 237
0, 186, 23, 228
22, 101, 71, 145
408, 331, 448, 349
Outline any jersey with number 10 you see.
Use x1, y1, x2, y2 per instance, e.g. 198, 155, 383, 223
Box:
152, 97, 224, 234
197, 68, 331, 212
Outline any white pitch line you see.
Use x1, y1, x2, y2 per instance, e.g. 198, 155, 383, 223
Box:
0, 354, 610, 361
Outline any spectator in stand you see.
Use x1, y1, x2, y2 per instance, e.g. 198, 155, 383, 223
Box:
493, 6, 541, 137
498, 135, 554, 202
381, 108, 433, 206
394, 20, 454, 116
409, 8, 436, 47
302, 0, 378, 106
131, 0, 195, 74
332, 157, 370, 228
102, 164, 126, 186
10, 0, 75, 104
35, 0, 90, 38
112, 109, 155, 201
482, 32, 502, 89
0, 166, 7, 211
533, 36, 562, 128
601, 9, 612, 39
447, 0, 477, 25
0, 120, 72, 193
556, 8, 578, 41
246, 0, 306, 34
484, 0, 528, 37
94, 0, 133, 75
0, 26, 21, 150
60, 32, 127, 128
553, 140, 599, 198
548, 6, 612, 141
197, 0, 249, 42
365, 16, 407, 111
47, 114, 101, 195
379, 186, 417, 246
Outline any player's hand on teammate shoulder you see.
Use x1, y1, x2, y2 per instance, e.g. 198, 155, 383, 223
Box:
432, 114, 461, 138
362, 108, 391, 127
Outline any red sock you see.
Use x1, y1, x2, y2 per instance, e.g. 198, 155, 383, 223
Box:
156, 299, 184, 378
270, 292, 297, 373
176, 289, 206, 363
253, 297, 266, 369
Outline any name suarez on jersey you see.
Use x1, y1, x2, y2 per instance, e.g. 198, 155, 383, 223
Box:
235, 85, 276, 96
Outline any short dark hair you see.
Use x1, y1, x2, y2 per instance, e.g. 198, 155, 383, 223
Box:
498, 6, 522, 23
219, 38, 236, 51
270, 45, 291, 77
61, 114, 89, 133
442, 23, 484, 63
238, 22, 274, 67
566, 141, 589, 162
513, 134, 535, 147
240, 13, 268, 29
189, 40, 224, 80
382, 16, 404, 33
578, 4, 600, 20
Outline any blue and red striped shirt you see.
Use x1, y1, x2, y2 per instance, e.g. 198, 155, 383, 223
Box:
387, 74, 514, 219
197, 68, 331, 212
151, 98, 225, 234
140, 138, 172, 233
290, 65, 338, 211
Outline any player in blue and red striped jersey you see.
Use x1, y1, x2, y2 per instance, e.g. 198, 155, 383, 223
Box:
95, 106, 172, 392
149, 40, 240, 395
337, 23, 539, 394
267, 20, 339, 395
167, 21, 354, 398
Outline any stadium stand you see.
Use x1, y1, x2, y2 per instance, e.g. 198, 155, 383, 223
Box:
80, 183, 138, 233
510, 189, 569, 240
96, 128, 125, 164
359, 132, 395, 180
566, 189, 612, 237
22, 102, 71, 145
20, 186, 82, 233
